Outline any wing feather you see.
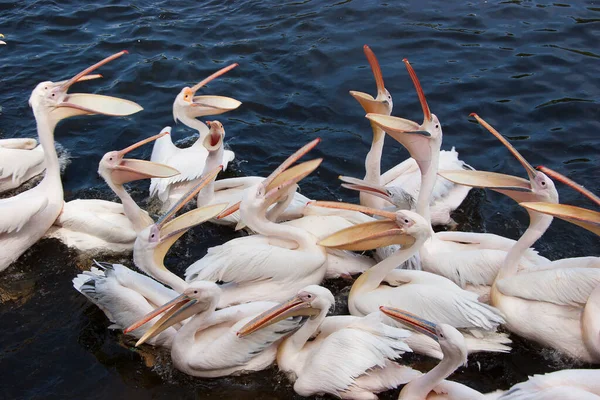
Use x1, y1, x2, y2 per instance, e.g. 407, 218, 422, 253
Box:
0, 191, 48, 233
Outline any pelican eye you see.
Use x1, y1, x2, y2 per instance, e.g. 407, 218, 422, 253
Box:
404, 219, 410, 224
435, 124, 439, 129
194, 290, 198, 294
541, 181, 546, 186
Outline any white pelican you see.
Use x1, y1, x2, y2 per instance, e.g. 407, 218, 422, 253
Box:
149, 63, 241, 212
0, 138, 45, 194
440, 116, 600, 362
365, 86, 548, 294
381, 307, 600, 400
73, 179, 228, 345
124, 281, 304, 378
238, 285, 418, 399
0, 73, 102, 194
316, 202, 510, 359
73, 261, 179, 347
0, 51, 142, 272
347, 49, 471, 226
191, 119, 310, 227
184, 139, 329, 307
44, 132, 179, 253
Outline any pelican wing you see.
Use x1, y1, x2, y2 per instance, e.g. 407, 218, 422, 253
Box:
73, 264, 177, 347
497, 268, 600, 307
0, 191, 49, 233
55, 199, 138, 244
498, 369, 600, 400
380, 156, 419, 186
297, 313, 413, 396
187, 302, 302, 371
185, 235, 324, 284
527, 256, 600, 272
0, 146, 45, 184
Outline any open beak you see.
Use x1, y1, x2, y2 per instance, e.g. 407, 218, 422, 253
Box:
519, 202, 600, 236
312, 201, 415, 250
125, 293, 200, 346
438, 170, 538, 203
339, 175, 392, 203
184, 63, 241, 116
150, 167, 226, 267
203, 121, 224, 150
237, 295, 320, 338
379, 306, 438, 342
51, 51, 143, 120
349, 45, 389, 114
111, 131, 180, 184
217, 138, 321, 219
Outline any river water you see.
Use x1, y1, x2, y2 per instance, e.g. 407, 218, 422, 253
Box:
0, 1, 599, 399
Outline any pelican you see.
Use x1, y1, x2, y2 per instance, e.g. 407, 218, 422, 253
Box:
124, 281, 303, 378
365, 78, 548, 294
440, 116, 600, 362
0, 138, 45, 194
73, 177, 228, 345
316, 202, 510, 359
184, 139, 329, 307
194, 120, 310, 227
0, 51, 142, 272
149, 63, 241, 212
238, 285, 418, 399
0, 73, 102, 194
381, 307, 600, 400
44, 132, 179, 253
347, 48, 471, 226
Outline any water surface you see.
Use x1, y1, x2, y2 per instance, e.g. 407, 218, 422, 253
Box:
0, 1, 599, 399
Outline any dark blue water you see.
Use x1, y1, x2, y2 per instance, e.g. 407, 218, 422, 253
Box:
1, 1, 599, 399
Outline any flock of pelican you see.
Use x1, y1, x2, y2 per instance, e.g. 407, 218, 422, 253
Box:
1, 45, 599, 399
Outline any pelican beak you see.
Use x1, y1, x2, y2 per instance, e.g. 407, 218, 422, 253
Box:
520, 202, 600, 236
312, 201, 414, 250
189, 95, 242, 116
366, 113, 432, 173
151, 169, 226, 266
260, 138, 322, 203
349, 45, 389, 115
203, 121, 225, 150
310, 200, 396, 220
403, 59, 432, 123
438, 170, 539, 203
339, 175, 392, 203
126, 293, 200, 346
110, 131, 180, 184
470, 113, 538, 182
51, 51, 143, 121
237, 295, 320, 338
379, 306, 438, 342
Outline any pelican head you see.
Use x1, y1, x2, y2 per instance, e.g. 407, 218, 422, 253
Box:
133, 167, 226, 275
439, 114, 558, 205
98, 130, 180, 185
349, 45, 393, 116
217, 138, 322, 220
126, 281, 223, 346
172, 64, 241, 127
28, 51, 142, 126
365, 59, 441, 174
237, 285, 333, 338
202, 120, 225, 151
380, 306, 467, 364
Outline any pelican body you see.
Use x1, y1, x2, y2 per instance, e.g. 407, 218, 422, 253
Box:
0, 51, 142, 272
